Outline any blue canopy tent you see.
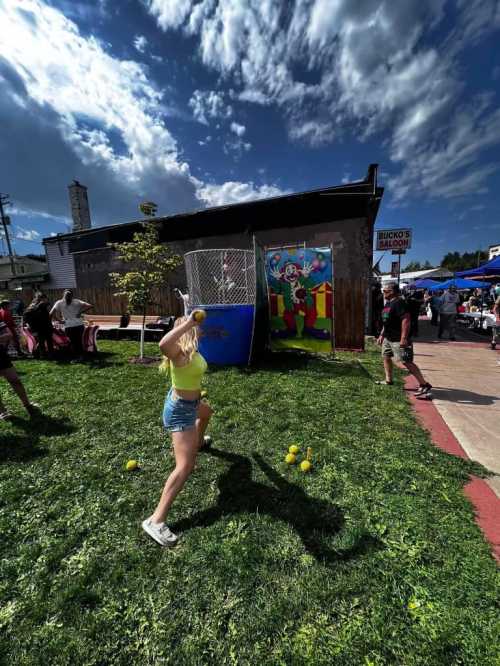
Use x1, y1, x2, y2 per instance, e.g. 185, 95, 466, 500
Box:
408, 278, 440, 290
456, 255, 500, 277
428, 278, 490, 291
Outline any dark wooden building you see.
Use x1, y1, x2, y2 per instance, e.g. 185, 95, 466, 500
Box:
43, 165, 383, 350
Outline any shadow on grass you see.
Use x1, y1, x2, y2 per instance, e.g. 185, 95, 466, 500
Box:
172, 449, 380, 566
207, 352, 369, 380
0, 414, 75, 463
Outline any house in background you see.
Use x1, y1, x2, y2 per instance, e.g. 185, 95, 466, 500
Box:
0, 255, 48, 290
489, 243, 500, 260
43, 165, 383, 350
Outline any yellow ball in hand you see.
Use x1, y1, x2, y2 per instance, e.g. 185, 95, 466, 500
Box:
126, 459, 138, 471
285, 453, 297, 465
289, 444, 300, 455
193, 309, 207, 323
201, 390, 208, 398
300, 460, 312, 473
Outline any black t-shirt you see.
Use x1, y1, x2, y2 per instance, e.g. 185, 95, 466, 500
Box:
23, 304, 51, 332
382, 297, 410, 342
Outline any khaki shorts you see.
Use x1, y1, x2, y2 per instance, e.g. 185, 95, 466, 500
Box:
382, 339, 414, 363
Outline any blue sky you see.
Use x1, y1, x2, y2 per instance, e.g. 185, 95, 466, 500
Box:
0, 0, 499, 273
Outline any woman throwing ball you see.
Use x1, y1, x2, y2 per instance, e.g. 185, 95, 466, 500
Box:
142, 311, 213, 547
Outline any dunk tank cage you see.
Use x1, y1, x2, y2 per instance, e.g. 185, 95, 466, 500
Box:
184, 249, 258, 365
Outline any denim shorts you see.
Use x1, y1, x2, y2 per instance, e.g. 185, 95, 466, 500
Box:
162, 388, 200, 432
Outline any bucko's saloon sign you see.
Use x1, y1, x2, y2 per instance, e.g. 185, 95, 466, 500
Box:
376, 228, 412, 251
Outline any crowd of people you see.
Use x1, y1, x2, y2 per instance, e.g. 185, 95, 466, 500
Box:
0, 289, 93, 420
372, 282, 500, 344
370, 280, 500, 406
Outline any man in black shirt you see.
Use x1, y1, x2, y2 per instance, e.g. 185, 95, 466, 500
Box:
377, 282, 432, 399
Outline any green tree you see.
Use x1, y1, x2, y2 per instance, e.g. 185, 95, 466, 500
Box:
403, 261, 422, 272
109, 223, 182, 359
441, 249, 488, 272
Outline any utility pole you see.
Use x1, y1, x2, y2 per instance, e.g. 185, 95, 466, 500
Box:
0, 193, 16, 277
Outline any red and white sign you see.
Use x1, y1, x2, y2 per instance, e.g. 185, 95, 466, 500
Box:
376, 228, 412, 251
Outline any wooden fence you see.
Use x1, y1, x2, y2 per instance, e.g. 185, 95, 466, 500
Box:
8, 287, 183, 317
6, 280, 368, 350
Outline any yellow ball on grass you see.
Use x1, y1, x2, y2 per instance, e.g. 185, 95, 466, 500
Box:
285, 453, 297, 465
126, 459, 138, 471
288, 444, 300, 455
300, 460, 312, 473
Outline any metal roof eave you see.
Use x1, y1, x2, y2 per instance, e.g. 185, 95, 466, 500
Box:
43, 164, 382, 246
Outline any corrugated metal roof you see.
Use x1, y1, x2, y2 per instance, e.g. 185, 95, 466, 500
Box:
45, 240, 76, 288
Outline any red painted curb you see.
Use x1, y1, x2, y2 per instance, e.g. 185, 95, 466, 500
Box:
404, 374, 500, 563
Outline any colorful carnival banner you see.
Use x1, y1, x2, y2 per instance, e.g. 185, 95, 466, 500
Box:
266, 247, 333, 353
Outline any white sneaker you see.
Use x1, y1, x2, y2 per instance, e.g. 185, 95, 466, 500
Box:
142, 519, 178, 547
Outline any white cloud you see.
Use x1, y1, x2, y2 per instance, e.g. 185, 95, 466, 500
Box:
146, 0, 500, 201
134, 35, 148, 54
0, 0, 198, 214
197, 181, 290, 207
289, 120, 334, 147
389, 102, 500, 202
11, 206, 71, 226
189, 90, 232, 125
223, 137, 251, 158
230, 121, 245, 137
0, 1, 284, 226
14, 227, 41, 241
451, 0, 500, 46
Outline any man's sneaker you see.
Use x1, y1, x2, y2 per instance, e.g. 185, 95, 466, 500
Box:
26, 403, 41, 418
142, 519, 178, 547
415, 384, 433, 400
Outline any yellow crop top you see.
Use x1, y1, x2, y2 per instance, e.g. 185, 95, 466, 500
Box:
170, 352, 207, 391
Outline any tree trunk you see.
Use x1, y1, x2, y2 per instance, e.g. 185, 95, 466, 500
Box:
140, 307, 146, 359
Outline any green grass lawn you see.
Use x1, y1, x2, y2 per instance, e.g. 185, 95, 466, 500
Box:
1, 342, 498, 665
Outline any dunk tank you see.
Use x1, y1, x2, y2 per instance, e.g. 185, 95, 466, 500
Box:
184, 249, 257, 365
184, 243, 334, 364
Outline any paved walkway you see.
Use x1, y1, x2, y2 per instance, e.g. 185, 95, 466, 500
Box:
411, 319, 500, 497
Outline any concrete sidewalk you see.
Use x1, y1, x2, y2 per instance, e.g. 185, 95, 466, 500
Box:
411, 319, 500, 497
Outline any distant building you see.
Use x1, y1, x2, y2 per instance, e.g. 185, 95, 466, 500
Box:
0, 255, 48, 289
489, 243, 500, 260
380, 267, 453, 286
68, 180, 92, 232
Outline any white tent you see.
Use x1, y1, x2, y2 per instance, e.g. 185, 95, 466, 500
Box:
380, 267, 453, 284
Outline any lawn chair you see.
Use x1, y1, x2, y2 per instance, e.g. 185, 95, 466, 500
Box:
21, 327, 38, 355
83, 324, 99, 354
52, 326, 71, 351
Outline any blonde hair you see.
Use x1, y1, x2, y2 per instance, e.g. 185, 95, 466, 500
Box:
159, 315, 199, 373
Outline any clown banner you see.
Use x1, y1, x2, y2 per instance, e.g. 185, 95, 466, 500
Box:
266, 247, 333, 353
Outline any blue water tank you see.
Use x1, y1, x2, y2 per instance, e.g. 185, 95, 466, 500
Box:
195, 304, 255, 365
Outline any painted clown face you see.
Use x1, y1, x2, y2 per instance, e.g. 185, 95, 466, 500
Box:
283, 262, 301, 282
